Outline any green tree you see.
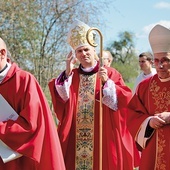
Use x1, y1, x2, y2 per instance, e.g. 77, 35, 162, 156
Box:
106, 31, 139, 83
0, 0, 112, 102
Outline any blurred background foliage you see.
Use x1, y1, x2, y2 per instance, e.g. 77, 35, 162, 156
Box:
0, 0, 140, 106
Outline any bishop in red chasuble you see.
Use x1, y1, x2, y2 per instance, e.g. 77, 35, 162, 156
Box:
49, 19, 140, 170
128, 24, 170, 170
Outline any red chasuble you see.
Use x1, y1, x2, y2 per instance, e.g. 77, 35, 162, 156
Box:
49, 64, 140, 170
128, 74, 170, 170
0, 63, 65, 170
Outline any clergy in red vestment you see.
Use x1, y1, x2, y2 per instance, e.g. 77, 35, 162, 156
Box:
128, 24, 170, 170
0, 38, 65, 170
48, 19, 140, 170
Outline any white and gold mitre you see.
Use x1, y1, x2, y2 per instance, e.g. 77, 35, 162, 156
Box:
67, 19, 95, 50
149, 24, 170, 53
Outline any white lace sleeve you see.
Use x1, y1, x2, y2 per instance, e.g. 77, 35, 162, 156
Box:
55, 73, 73, 102
102, 79, 118, 111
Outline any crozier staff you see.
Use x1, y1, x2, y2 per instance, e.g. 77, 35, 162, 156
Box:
49, 19, 139, 170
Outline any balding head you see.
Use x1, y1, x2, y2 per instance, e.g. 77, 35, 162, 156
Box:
0, 38, 7, 51
100, 50, 113, 67
0, 37, 8, 70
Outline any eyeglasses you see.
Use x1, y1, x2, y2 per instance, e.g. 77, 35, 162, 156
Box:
154, 57, 170, 66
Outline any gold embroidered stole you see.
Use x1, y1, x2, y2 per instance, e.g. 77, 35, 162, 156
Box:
149, 79, 170, 170
75, 74, 96, 170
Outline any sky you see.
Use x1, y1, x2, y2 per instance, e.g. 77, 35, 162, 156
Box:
99, 0, 170, 55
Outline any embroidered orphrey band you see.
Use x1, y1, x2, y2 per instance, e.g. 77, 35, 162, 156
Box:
75, 74, 96, 170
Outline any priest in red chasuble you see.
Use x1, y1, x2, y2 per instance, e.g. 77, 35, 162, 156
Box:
128, 24, 170, 170
49, 19, 140, 170
0, 38, 65, 170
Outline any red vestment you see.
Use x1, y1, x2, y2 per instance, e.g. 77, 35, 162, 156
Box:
0, 63, 65, 170
128, 74, 170, 170
49, 65, 140, 170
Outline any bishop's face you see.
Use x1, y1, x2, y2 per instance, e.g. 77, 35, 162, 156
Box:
75, 45, 96, 68
153, 52, 170, 79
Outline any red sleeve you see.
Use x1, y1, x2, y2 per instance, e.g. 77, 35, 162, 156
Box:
0, 71, 63, 165
127, 79, 151, 140
48, 78, 66, 122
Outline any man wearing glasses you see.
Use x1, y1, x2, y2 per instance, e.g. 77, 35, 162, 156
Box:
128, 24, 170, 170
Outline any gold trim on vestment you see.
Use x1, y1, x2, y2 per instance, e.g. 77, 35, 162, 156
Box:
75, 74, 96, 170
150, 80, 169, 170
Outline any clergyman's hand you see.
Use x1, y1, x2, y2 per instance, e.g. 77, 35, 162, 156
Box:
149, 115, 166, 129
65, 51, 77, 77
98, 66, 108, 84
155, 112, 170, 125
